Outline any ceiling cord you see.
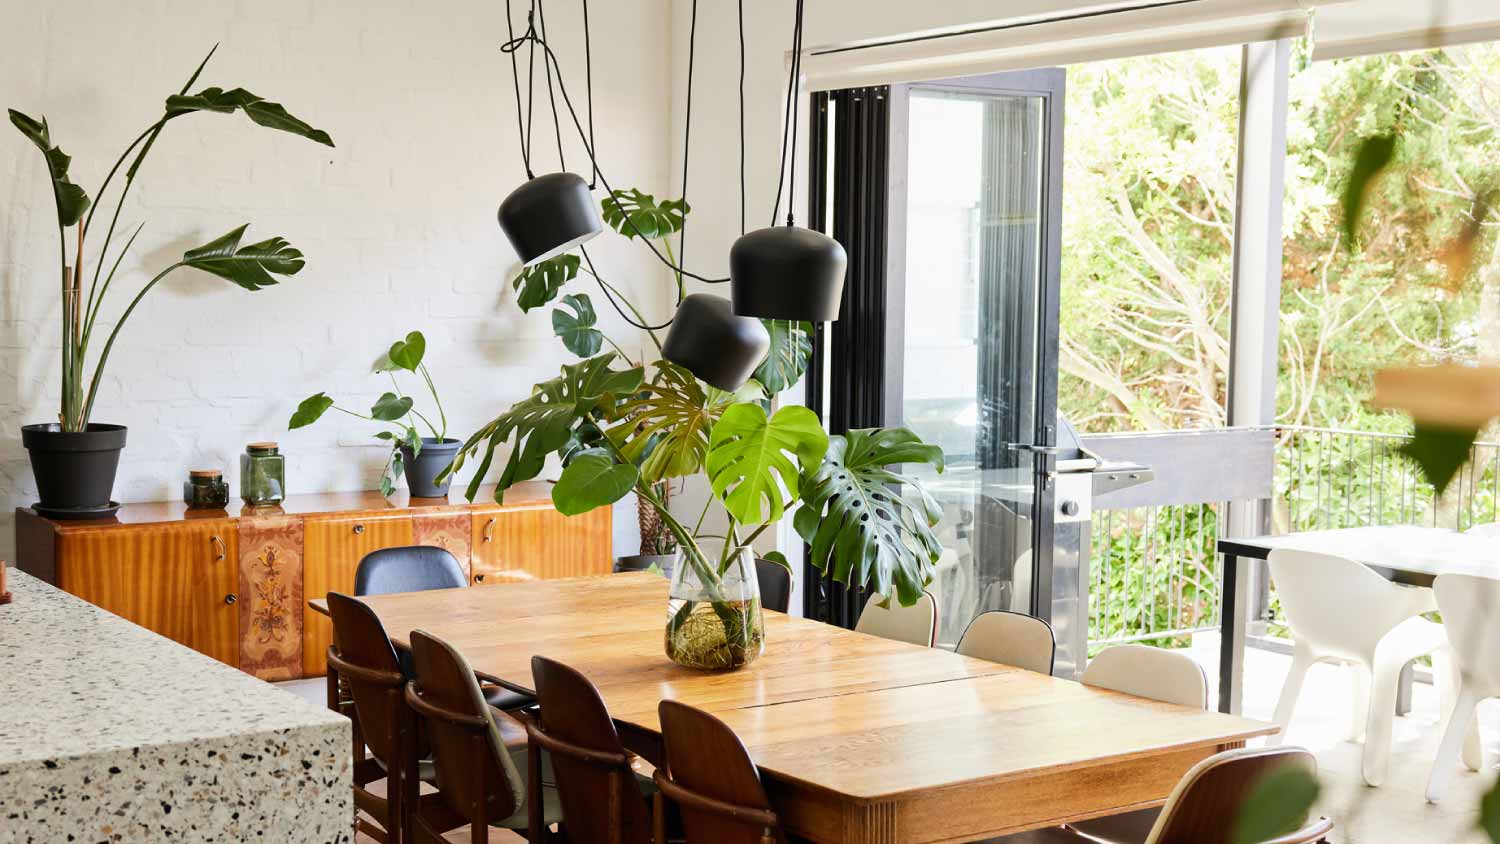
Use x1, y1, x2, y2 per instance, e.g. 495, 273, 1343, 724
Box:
738, 0, 746, 236
503, 0, 532, 177
678, 0, 699, 274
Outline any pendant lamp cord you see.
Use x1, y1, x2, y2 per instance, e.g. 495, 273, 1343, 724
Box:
582, 0, 597, 188
678, 0, 698, 275
537, 0, 566, 170
504, 0, 533, 178
770, 0, 806, 228
738, 0, 746, 236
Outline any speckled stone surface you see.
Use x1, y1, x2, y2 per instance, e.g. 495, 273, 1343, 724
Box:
0, 569, 351, 843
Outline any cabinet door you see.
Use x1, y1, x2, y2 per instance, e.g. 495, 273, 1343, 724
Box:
469, 504, 612, 585
301, 513, 413, 675
58, 521, 240, 665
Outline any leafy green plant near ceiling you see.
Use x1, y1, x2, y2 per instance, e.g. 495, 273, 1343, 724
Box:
288, 331, 447, 496
7, 45, 333, 432
444, 188, 946, 629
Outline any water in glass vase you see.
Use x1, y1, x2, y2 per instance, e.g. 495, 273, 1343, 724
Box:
664, 544, 764, 671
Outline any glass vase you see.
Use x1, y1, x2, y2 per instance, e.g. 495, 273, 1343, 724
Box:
664, 542, 764, 671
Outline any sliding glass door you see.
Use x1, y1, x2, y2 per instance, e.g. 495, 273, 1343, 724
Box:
886, 71, 1065, 648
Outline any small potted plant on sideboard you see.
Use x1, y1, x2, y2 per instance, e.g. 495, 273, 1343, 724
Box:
9, 45, 332, 518
289, 330, 459, 498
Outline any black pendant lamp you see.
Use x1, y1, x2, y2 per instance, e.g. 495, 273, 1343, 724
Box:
662, 294, 770, 391
497, 172, 603, 266
730, 226, 847, 321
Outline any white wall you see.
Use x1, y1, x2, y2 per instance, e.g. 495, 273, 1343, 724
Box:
0, 0, 677, 559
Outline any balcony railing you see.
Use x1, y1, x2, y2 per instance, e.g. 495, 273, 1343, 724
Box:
1085, 425, 1500, 649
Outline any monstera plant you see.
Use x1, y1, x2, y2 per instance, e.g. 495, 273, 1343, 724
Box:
9, 45, 331, 516
445, 188, 944, 669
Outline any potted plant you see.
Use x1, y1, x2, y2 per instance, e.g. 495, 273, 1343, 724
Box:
9, 45, 332, 517
289, 331, 456, 498
443, 190, 945, 670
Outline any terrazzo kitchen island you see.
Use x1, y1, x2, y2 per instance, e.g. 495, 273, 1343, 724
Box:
0, 569, 350, 842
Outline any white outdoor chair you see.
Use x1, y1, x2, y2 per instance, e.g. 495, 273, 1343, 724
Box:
1267, 548, 1452, 787
956, 611, 1056, 675
1054, 645, 1210, 843
854, 591, 938, 647
1425, 572, 1494, 802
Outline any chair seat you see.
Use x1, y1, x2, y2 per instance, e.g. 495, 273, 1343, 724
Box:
483, 684, 536, 711
1066, 808, 1159, 843
973, 824, 1086, 843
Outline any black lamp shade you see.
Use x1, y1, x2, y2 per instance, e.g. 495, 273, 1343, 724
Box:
729, 226, 848, 321
497, 172, 603, 266
662, 294, 771, 392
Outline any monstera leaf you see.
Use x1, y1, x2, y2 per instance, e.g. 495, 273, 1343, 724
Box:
514, 254, 580, 312
794, 428, 945, 606
753, 319, 812, 394
288, 392, 334, 428
182, 224, 305, 290
379, 331, 426, 372
164, 86, 334, 146
610, 362, 763, 483
705, 404, 828, 524
8, 109, 91, 226
601, 188, 688, 240
551, 448, 639, 516
370, 392, 413, 422
552, 293, 603, 357
445, 354, 643, 503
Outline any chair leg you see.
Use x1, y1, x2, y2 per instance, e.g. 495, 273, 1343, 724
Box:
1427, 686, 1483, 802
1364, 653, 1408, 787
1271, 645, 1316, 746
1348, 663, 1370, 743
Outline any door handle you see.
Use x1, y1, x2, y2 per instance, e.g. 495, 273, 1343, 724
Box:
1006, 443, 1059, 455
210, 535, 226, 562
483, 517, 496, 543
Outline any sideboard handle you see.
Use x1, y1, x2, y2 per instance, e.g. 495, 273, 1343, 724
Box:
474, 573, 486, 583
483, 517, 496, 543
353, 524, 365, 535
224, 593, 238, 605
210, 535, 226, 562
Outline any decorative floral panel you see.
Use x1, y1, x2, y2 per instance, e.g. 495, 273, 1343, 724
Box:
238, 515, 304, 680
413, 510, 472, 581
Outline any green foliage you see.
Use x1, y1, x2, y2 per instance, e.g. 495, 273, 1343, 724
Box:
795, 428, 946, 605
382, 331, 426, 372
1401, 424, 1480, 496
370, 391, 413, 421
1340, 134, 1398, 248
611, 362, 761, 483
1232, 766, 1321, 844
752, 319, 812, 395
706, 404, 828, 524
601, 188, 688, 240
1482, 778, 1500, 843
7, 110, 90, 225
513, 254, 581, 312
552, 449, 639, 515
289, 393, 334, 429
164, 86, 334, 146
447, 353, 644, 502
182, 225, 305, 290
552, 293, 603, 357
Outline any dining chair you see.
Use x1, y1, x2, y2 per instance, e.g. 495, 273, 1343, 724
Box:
1425, 572, 1495, 802
326, 591, 416, 844
525, 656, 657, 844
1266, 548, 1452, 786
756, 558, 792, 614
655, 698, 790, 844
955, 610, 1056, 675
854, 590, 938, 647
1060, 644, 1209, 843
993, 747, 1332, 844
403, 629, 563, 842
356, 545, 533, 712
1465, 522, 1500, 539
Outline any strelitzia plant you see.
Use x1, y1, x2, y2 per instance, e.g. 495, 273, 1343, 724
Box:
8, 44, 333, 432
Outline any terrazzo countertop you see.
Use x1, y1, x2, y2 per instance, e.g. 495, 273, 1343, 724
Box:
0, 568, 351, 842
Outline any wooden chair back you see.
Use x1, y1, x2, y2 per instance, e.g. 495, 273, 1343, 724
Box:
326, 591, 411, 843
404, 629, 524, 839
527, 656, 652, 844
1148, 747, 1332, 844
656, 699, 786, 844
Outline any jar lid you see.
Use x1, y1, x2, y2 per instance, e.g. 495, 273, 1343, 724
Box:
190, 469, 222, 479
247, 442, 279, 453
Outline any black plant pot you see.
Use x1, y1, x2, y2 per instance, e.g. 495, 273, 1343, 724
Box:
22, 423, 128, 518
401, 437, 462, 498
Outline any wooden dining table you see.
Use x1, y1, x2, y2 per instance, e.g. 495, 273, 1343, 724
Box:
310, 572, 1274, 844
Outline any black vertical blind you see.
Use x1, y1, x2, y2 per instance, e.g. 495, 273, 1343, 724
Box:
804, 86, 890, 627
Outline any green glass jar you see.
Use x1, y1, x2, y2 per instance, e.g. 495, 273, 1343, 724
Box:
240, 442, 285, 505
184, 469, 229, 509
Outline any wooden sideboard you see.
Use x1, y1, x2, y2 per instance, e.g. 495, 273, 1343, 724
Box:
15, 482, 612, 680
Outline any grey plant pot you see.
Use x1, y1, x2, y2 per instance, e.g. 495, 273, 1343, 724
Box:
400, 437, 462, 498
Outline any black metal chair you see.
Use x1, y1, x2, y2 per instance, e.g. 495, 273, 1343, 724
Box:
355, 545, 533, 711
755, 559, 791, 614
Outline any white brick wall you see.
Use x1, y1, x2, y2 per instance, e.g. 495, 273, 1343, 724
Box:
0, 0, 679, 559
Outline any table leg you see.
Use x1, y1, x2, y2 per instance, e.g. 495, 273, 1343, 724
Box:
1219, 553, 1248, 715
1396, 660, 1414, 717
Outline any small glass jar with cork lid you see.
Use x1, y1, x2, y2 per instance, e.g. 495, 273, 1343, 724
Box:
184, 469, 230, 510
240, 442, 285, 506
